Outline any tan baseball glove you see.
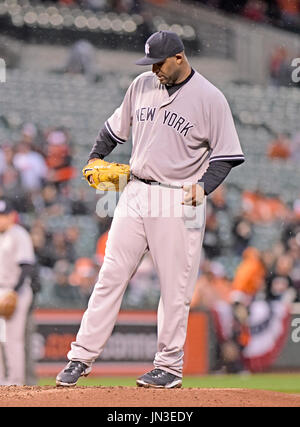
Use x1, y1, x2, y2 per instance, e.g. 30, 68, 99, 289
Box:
0, 290, 18, 319
82, 159, 130, 191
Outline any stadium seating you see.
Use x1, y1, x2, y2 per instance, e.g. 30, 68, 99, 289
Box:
1, 68, 299, 306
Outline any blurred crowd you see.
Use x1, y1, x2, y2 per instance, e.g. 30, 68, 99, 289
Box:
42, 0, 300, 34
267, 131, 300, 161
1, 119, 300, 312
195, 0, 300, 33
44, 0, 144, 14
202, 184, 300, 301
0, 121, 104, 307
190, 182, 300, 373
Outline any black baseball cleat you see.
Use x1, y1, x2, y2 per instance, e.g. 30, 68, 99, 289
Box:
56, 361, 91, 387
136, 368, 182, 389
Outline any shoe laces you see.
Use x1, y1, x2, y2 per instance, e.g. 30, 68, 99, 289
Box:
65, 361, 86, 373
149, 369, 166, 378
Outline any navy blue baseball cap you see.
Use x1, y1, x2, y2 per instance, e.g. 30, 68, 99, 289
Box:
136, 31, 185, 66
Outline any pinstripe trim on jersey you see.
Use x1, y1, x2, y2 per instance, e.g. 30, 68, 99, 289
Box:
199, 147, 212, 168
209, 154, 245, 163
105, 121, 126, 144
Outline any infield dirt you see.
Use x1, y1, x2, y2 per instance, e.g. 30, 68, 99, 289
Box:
0, 386, 299, 407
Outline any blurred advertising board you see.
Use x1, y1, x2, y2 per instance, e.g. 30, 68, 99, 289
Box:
33, 310, 209, 377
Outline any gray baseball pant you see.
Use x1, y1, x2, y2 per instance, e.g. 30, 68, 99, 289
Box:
68, 180, 206, 376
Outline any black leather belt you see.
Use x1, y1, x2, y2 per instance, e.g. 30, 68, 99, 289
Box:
131, 174, 182, 189
131, 174, 158, 185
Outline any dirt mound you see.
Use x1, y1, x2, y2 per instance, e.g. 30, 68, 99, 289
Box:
0, 386, 299, 407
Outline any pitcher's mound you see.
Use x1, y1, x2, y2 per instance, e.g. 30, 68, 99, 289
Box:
0, 386, 299, 407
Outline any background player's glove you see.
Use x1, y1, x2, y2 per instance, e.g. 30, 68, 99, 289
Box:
0, 289, 18, 319
82, 159, 130, 191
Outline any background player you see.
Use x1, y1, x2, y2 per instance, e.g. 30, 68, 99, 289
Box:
0, 199, 36, 385
56, 31, 244, 388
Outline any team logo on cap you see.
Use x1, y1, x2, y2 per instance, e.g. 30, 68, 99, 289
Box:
145, 43, 150, 56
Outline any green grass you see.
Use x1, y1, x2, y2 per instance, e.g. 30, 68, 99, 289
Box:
39, 373, 300, 394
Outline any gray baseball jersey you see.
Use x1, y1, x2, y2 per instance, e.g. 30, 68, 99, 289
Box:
0, 223, 35, 385
67, 69, 244, 378
105, 70, 244, 184
0, 224, 35, 289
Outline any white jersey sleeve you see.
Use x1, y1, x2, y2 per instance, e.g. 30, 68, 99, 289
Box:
14, 226, 35, 265
105, 80, 135, 144
208, 90, 244, 165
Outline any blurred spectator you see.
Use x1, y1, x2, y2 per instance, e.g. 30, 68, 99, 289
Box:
52, 259, 82, 307
50, 231, 77, 264
64, 40, 98, 83
202, 201, 222, 259
191, 260, 232, 310
269, 46, 292, 86
65, 225, 80, 260
276, 0, 300, 30
260, 248, 277, 272
69, 257, 99, 304
0, 144, 26, 210
39, 184, 66, 216
232, 215, 253, 256
281, 213, 300, 251
209, 184, 228, 211
30, 225, 55, 268
65, 225, 80, 246
242, 0, 267, 22
265, 253, 296, 301
70, 187, 92, 215
267, 133, 291, 160
242, 190, 289, 223
13, 141, 48, 193
22, 123, 49, 158
19, 123, 37, 144
18, 122, 44, 155
44, 128, 76, 188
230, 246, 266, 306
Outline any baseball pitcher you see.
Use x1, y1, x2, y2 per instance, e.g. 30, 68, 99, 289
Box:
56, 31, 244, 388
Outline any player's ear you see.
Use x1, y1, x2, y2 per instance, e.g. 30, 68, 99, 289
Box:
175, 53, 184, 64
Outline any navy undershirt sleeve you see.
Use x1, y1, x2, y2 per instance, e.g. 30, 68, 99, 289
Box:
14, 264, 35, 293
88, 126, 117, 161
199, 161, 233, 195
